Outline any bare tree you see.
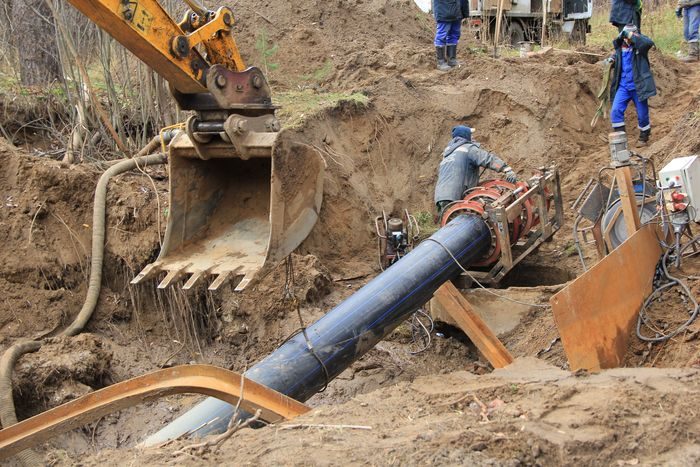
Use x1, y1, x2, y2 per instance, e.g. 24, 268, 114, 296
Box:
12, 0, 61, 86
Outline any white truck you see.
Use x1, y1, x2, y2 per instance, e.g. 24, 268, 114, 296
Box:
466, 0, 593, 45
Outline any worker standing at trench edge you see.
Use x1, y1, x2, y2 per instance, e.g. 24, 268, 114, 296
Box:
609, 24, 656, 147
432, 0, 469, 71
676, 0, 700, 62
434, 125, 517, 216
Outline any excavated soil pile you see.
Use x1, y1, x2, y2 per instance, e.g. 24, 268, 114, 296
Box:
1, 0, 700, 463
58, 358, 700, 466
230, 0, 436, 89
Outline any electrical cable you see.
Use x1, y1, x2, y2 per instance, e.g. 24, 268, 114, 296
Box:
573, 214, 588, 271
422, 237, 550, 309
637, 234, 700, 343
282, 256, 330, 392
409, 309, 434, 355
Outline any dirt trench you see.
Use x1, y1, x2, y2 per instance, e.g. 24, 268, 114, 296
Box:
0, 2, 700, 462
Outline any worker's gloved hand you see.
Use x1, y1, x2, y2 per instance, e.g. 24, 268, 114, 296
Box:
503, 167, 517, 184
618, 29, 634, 40
676, 7, 683, 18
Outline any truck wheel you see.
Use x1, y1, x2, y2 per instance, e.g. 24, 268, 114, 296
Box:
508, 21, 525, 46
569, 19, 587, 45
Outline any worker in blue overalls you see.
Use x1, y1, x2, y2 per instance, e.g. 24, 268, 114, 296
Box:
609, 24, 657, 147
432, 0, 469, 71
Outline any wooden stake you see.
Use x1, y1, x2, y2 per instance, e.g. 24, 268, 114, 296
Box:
591, 220, 606, 260
433, 282, 514, 368
615, 165, 641, 236
493, 0, 506, 58
541, 0, 549, 47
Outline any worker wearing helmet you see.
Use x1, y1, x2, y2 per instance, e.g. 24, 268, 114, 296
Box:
609, 24, 657, 147
434, 125, 517, 216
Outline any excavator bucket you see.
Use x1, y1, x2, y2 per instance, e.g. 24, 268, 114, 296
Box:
132, 130, 324, 291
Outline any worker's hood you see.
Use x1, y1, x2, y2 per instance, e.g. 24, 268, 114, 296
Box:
442, 137, 479, 158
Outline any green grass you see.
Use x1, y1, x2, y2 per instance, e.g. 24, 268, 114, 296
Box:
0, 70, 17, 92
471, 3, 686, 57
414, 210, 440, 239
0, 68, 68, 103
301, 59, 334, 82
255, 28, 280, 75
275, 89, 370, 128
588, 5, 685, 55
415, 12, 435, 33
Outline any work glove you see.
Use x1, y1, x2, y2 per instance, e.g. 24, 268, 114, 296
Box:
618, 29, 635, 41
503, 167, 517, 184
676, 7, 683, 18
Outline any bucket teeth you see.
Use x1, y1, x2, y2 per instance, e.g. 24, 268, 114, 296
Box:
234, 273, 254, 292
157, 268, 189, 289
182, 271, 207, 290
131, 264, 161, 285
133, 265, 258, 291
208, 271, 232, 291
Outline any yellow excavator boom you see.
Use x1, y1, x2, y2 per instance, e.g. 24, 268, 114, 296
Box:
61, 0, 323, 291
64, 0, 244, 94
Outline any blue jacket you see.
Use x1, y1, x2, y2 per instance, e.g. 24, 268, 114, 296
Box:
433, 0, 465, 22
610, 33, 657, 102
609, 0, 642, 28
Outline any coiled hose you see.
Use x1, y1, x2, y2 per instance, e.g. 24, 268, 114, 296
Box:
0, 134, 172, 465
637, 233, 700, 343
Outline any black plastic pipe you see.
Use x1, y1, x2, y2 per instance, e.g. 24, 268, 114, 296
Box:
144, 214, 491, 445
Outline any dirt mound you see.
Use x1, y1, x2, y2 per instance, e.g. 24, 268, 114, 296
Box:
213, 253, 333, 367
13, 334, 112, 418
0, 138, 161, 339
59, 359, 700, 466
290, 49, 679, 277
230, 0, 433, 89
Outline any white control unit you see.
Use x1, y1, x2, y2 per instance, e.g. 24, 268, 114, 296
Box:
659, 155, 700, 222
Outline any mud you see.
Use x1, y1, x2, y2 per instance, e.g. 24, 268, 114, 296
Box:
0, 0, 699, 464
12, 334, 113, 418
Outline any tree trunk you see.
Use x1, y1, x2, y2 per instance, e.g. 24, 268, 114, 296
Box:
13, 0, 61, 86
0, 1, 13, 58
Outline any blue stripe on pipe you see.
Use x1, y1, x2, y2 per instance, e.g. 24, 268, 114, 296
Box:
282, 217, 489, 394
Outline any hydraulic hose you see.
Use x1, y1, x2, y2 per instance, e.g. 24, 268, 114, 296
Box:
145, 213, 491, 445
0, 133, 174, 465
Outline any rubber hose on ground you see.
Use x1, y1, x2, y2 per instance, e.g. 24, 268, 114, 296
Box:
62, 152, 167, 337
0, 145, 169, 465
0, 340, 42, 466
